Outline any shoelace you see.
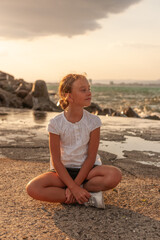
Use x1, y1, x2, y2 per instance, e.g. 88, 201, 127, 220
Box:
88, 197, 96, 207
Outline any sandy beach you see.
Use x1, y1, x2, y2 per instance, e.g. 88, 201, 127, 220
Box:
0, 108, 160, 240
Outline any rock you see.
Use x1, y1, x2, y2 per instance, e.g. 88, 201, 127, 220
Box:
85, 102, 103, 114
102, 108, 123, 116
0, 74, 60, 111
102, 108, 115, 116
0, 78, 15, 93
0, 76, 31, 94
31, 80, 60, 111
123, 107, 140, 118
22, 93, 33, 108
15, 81, 32, 98
0, 70, 14, 81
16, 90, 28, 98
32, 80, 49, 99
0, 74, 32, 108
0, 88, 22, 108
112, 111, 124, 117
144, 115, 160, 121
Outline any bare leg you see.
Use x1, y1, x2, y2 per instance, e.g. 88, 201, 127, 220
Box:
83, 165, 122, 192
26, 172, 66, 203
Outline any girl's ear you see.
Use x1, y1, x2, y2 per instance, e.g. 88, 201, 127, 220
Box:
68, 93, 74, 103
65, 93, 73, 103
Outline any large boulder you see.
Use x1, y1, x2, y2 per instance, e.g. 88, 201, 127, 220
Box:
101, 108, 123, 116
123, 107, 140, 118
0, 88, 22, 108
32, 80, 49, 99
0, 77, 32, 94
31, 80, 60, 111
22, 93, 33, 108
144, 115, 160, 120
102, 108, 115, 116
85, 102, 103, 114
15, 81, 32, 99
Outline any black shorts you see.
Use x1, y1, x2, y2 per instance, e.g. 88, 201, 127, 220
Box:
50, 165, 97, 185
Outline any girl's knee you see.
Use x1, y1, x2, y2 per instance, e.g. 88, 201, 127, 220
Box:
104, 166, 122, 189
112, 166, 122, 182
26, 181, 33, 197
26, 180, 39, 199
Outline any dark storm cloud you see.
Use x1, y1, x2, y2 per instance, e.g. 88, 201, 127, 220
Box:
0, 0, 141, 39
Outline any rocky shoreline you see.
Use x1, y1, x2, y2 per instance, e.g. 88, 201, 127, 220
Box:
0, 72, 160, 120
0, 108, 160, 239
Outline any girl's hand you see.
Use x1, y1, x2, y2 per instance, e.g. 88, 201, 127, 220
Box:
65, 188, 76, 204
71, 185, 91, 204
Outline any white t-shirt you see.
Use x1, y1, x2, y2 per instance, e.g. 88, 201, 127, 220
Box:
47, 109, 102, 169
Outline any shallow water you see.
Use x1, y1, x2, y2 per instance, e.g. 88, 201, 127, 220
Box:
0, 107, 57, 126
48, 84, 160, 117
91, 85, 160, 117
0, 108, 160, 167
99, 136, 160, 167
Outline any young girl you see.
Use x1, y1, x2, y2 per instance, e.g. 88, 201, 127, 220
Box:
26, 74, 122, 208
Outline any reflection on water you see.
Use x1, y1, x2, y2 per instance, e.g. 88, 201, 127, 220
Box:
99, 136, 160, 167
33, 111, 47, 124
0, 107, 160, 167
0, 107, 58, 126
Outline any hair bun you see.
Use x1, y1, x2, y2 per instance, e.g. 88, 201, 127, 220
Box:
59, 99, 69, 110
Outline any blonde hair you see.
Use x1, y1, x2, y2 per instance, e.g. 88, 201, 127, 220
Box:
58, 73, 86, 110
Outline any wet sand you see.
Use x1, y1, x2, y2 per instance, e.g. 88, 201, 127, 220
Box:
0, 108, 160, 240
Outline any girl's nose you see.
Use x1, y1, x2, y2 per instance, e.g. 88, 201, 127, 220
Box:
88, 90, 91, 95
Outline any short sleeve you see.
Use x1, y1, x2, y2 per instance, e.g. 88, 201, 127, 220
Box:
47, 118, 60, 135
90, 115, 102, 132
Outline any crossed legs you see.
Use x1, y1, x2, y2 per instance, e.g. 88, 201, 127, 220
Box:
26, 165, 122, 203
84, 165, 122, 192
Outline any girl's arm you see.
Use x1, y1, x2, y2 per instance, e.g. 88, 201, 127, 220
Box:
49, 132, 90, 204
74, 127, 100, 185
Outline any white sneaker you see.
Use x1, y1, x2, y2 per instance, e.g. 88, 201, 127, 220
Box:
84, 191, 105, 209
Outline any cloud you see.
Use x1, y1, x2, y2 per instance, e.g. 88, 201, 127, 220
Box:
0, 0, 141, 39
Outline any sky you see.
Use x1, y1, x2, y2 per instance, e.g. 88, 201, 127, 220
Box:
0, 0, 160, 83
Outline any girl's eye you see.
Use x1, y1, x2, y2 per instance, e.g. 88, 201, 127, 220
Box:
80, 88, 91, 92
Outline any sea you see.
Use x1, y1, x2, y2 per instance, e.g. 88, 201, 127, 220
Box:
47, 83, 160, 118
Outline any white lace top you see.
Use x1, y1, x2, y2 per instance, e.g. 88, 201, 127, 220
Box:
47, 109, 102, 169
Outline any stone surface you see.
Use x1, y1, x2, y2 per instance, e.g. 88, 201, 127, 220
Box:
0, 88, 22, 108
22, 93, 33, 108
123, 107, 140, 118
31, 80, 60, 111
85, 102, 103, 114
0, 73, 159, 121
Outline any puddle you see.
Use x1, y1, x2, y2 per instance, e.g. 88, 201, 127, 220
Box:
99, 135, 160, 167
138, 160, 160, 168
0, 108, 59, 131
1, 108, 160, 167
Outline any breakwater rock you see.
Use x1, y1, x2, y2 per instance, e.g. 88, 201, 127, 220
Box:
85, 103, 140, 118
0, 71, 159, 120
85, 104, 160, 120
0, 71, 60, 112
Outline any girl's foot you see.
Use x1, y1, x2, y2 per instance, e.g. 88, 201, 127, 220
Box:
84, 191, 105, 209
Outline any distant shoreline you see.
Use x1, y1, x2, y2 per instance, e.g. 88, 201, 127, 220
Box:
47, 82, 160, 87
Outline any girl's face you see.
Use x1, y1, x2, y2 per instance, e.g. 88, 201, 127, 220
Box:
68, 77, 91, 107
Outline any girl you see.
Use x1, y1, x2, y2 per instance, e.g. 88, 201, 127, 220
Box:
26, 74, 122, 208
